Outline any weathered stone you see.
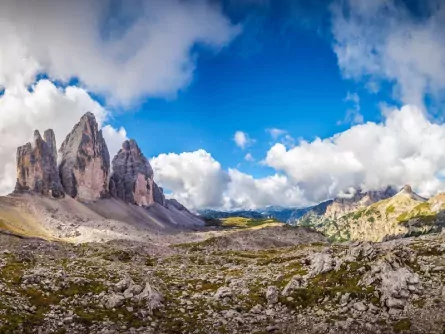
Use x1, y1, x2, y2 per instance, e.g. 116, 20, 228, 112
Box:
109, 139, 167, 207
166, 198, 189, 211
104, 293, 125, 309
59, 112, 110, 202
214, 287, 232, 300
15, 129, 64, 198
153, 182, 166, 206
307, 252, 335, 277
352, 301, 367, 312
134, 282, 163, 313
44, 129, 58, 164
266, 286, 279, 305
282, 275, 307, 296
359, 256, 420, 310
109, 140, 155, 206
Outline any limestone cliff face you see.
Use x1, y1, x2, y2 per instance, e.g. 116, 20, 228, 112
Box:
15, 130, 64, 198
109, 139, 166, 207
323, 187, 398, 220
295, 187, 399, 241
153, 183, 166, 207
295, 185, 445, 242
59, 112, 110, 202
44, 129, 58, 164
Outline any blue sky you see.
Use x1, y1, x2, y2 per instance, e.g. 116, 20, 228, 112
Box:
108, 0, 393, 179
0, 0, 444, 210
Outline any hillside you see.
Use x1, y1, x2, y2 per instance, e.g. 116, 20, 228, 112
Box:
296, 186, 445, 242
0, 222, 444, 333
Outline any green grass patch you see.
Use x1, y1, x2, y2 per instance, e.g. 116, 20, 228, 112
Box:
393, 319, 412, 332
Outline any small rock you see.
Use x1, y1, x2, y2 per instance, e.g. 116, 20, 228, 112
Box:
214, 287, 232, 300
105, 294, 125, 309
353, 301, 367, 312
266, 286, 279, 305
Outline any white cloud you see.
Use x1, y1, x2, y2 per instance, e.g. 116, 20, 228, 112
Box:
0, 0, 237, 196
150, 149, 307, 210
331, 0, 445, 108
265, 128, 295, 147
266, 104, 445, 202
151, 105, 445, 209
234, 131, 255, 149
266, 128, 287, 140
102, 125, 128, 162
338, 92, 363, 125
223, 169, 307, 210
150, 150, 229, 209
0, 0, 240, 104
0, 80, 127, 195
244, 153, 255, 162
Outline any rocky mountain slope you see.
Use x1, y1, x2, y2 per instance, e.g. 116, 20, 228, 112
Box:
0, 224, 444, 333
15, 129, 64, 198
198, 206, 312, 223
1, 112, 204, 242
296, 185, 445, 242
59, 112, 111, 202
199, 188, 397, 224
4, 111, 445, 334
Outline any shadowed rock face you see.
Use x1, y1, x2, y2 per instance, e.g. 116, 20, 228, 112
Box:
44, 129, 58, 164
110, 139, 165, 207
59, 112, 110, 202
15, 130, 64, 198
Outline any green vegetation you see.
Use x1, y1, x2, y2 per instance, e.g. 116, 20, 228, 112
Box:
220, 217, 282, 229
280, 261, 374, 309
393, 319, 412, 332
386, 205, 395, 214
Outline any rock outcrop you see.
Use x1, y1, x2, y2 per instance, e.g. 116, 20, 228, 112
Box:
44, 129, 58, 164
15, 130, 64, 198
109, 139, 165, 207
59, 112, 110, 202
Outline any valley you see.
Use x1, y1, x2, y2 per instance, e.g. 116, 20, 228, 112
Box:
0, 113, 444, 334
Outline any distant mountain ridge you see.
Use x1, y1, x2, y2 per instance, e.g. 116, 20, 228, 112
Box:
198, 187, 397, 224
200, 185, 445, 242
198, 206, 313, 223
294, 185, 445, 242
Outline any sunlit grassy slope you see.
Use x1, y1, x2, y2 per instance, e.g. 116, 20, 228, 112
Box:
219, 217, 283, 229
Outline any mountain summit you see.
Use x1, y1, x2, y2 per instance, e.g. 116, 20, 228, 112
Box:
9, 112, 203, 242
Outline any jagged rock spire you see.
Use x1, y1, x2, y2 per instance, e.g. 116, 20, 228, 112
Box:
109, 139, 165, 207
15, 129, 64, 198
44, 129, 58, 164
59, 112, 110, 202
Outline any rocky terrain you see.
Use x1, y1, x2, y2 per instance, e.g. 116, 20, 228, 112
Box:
199, 187, 398, 224
2, 112, 204, 244
3, 112, 445, 333
0, 223, 444, 333
110, 139, 163, 207
15, 129, 64, 198
295, 186, 445, 242
58, 112, 111, 202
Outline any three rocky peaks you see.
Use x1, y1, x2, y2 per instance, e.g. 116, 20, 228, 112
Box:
15, 112, 172, 209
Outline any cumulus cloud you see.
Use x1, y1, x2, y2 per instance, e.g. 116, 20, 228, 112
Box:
150, 150, 230, 209
338, 92, 363, 125
0, 80, 127, 195
331, 0, 445, 107
234, 131, 255, 149
244, 153, 255, 162
266, 128, 295, 147
0, 0, 239, 196
0, 0, 240, 104
224, 169, 307, 209
266, 104, 445, 202
266, 128, 287, 140
150, 149, 307, 210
